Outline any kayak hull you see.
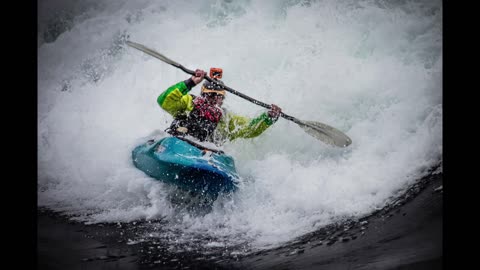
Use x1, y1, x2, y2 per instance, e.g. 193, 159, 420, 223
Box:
132, 137, 238, 198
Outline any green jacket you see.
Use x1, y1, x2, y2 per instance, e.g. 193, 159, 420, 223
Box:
157, 80, 277, 144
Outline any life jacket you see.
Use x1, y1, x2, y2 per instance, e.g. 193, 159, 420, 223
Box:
167, 96, 223, 142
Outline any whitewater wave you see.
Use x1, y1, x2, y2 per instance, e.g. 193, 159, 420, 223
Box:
38, 0, 442, 252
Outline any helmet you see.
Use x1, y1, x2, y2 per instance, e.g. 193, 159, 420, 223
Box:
201, 80, 226, 96
201, 67, 226, 96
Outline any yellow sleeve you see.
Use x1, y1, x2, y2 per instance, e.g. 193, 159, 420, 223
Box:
217, 111, 276, 141
157, 81, 194, 117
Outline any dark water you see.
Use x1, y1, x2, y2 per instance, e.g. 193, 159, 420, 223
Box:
38, 165, 442, 269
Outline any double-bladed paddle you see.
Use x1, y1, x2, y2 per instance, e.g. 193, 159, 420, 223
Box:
126, 41, 352, 147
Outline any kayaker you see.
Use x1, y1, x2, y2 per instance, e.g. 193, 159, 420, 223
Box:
157, 68, 282, 145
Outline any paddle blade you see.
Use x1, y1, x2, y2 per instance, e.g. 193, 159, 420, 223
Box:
298, 120, 352, 147
126, 41, 181, 67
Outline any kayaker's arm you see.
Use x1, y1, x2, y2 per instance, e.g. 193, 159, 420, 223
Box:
219, 111, 279, 141
157, 79, 196, 117
157, 69, 206, 117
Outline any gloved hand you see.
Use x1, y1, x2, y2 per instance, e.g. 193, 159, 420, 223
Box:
268, 104, 282, 120
191, 69, 206, 85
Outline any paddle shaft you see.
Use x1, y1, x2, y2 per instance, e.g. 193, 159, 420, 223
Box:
176, 66, 302, 124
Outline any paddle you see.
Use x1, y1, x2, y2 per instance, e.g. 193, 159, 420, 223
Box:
126, 41, 352, 147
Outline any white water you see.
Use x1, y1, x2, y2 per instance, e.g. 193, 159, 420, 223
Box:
38, 0, 442, 251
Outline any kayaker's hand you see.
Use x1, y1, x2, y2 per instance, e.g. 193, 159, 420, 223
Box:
268, 104, 282, 120
191, 69, 206, 85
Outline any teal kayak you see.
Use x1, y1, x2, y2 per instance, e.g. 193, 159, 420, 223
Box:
132, 136, 239, 198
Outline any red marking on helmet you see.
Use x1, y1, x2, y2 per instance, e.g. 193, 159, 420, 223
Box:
210, 67, 223, 79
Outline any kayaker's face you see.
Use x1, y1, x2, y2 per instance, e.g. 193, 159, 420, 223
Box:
206, 93, 225, 107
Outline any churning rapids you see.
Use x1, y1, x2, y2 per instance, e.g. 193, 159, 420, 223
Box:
38, 0, 442, 268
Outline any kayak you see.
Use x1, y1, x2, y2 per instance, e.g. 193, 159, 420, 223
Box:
132, 136, 239, 198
